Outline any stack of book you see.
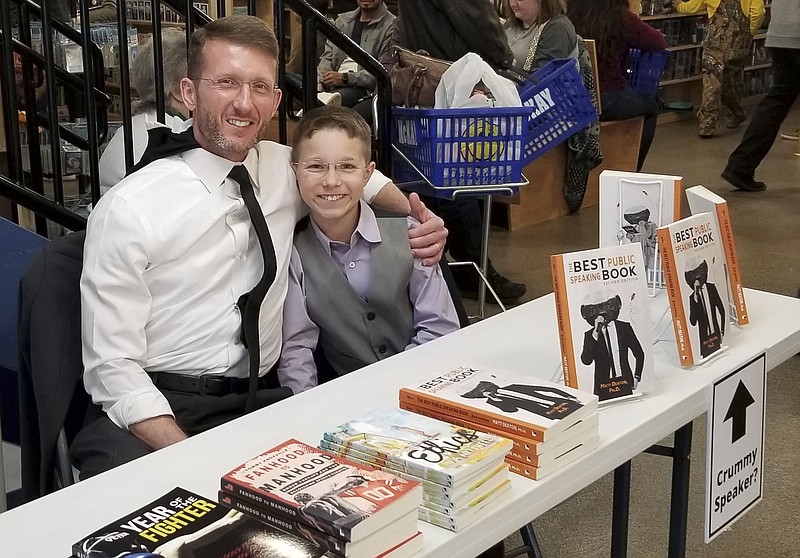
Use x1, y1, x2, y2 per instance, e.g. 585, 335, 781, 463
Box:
219, 439, 424, 558
400, 366, 599, 481
319, 408, 513, 531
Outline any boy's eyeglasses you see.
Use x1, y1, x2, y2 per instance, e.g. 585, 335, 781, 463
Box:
192, 77, 278, 97
292, 160, 369, 176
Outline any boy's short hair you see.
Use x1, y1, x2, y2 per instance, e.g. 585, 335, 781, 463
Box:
188, 15, 278, 79
292, 106, 372, 162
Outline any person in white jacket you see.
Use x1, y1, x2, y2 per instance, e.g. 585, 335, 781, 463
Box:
98, 28, 190, 193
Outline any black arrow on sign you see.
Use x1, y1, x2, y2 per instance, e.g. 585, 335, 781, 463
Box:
724, 380, 755, 444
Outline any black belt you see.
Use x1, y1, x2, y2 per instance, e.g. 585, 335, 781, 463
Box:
148, 372, 267, 396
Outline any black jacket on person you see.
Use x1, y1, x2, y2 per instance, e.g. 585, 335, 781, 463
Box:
398, 0, 513, 68
18, 232, 91, 502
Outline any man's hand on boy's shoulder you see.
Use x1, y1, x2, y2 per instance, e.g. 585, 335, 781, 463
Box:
408, 193, 448, 266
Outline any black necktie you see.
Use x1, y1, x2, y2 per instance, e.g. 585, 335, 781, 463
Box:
604, 329, 617, 377
228, 165, 278, 412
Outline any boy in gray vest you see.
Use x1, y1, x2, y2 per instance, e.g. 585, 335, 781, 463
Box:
277, 106, 460, 394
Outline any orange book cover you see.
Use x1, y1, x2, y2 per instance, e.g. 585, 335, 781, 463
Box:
550, 253, 578, 388
656, 225, 693, 365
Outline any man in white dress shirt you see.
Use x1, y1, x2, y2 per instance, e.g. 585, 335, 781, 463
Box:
72, 15, 446, 478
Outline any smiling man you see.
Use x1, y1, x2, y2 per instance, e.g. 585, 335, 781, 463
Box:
72, 15, 446, 478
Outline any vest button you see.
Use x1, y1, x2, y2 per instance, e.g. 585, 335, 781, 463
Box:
367, 312, 376, 321
378, 344, 387, 354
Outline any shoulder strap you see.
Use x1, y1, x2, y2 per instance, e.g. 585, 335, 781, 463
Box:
523, 19, 550, 73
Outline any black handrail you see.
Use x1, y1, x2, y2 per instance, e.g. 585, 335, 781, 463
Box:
275, 0, 392, 172
0, 175, 87, 231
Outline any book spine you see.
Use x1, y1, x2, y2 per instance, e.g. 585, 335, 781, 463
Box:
674, 179, 684, 219
219, 476, 301, 522
656, 227, 694, 366
506, 456, 542, 480
218, 490, 347, 555
399, 389, 545, 442
550, 254, 578, 388
716, 202, 748, 325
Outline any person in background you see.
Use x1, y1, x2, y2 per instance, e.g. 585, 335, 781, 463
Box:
568, 0, 667, 171
503, 0, 578, 74
393, 0, 527, 305
98, 28, 189, 193
316, 0, 396, 116
721, 0, 800, 192
277, 106, 459, 395
672, 0, 764, 138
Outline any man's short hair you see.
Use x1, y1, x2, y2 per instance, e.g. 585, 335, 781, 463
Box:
187, 15, 279, 79
132, 28, 187, 115
292, 106, 372, 162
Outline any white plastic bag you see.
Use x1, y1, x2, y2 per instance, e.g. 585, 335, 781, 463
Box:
434, 53, 522, 109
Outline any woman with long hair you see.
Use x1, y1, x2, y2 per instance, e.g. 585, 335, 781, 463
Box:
568, 0, 666, 170
503, 0, 578, 73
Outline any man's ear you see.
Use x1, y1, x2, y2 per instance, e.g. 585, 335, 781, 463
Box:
269, 87, 283, 120
180, 77, 198, 112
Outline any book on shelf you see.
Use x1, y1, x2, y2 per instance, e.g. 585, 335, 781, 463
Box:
657, 212, 730, 365
321, 408, 512, 489
551, 243, 655, 403
599, 170, 683, 288
218, 491, 421, 558
399, 399, 598, 469
399, 366, 598, 443
220, 439, 422, 544
685, 185, 748, 325
72, 486, 326, 558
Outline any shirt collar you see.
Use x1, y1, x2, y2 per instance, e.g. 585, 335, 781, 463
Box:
181, 139, 260, 193
309, 200, 381, 254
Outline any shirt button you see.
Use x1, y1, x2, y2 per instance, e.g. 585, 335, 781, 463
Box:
348, 261, 356, 269
378, 344, 387, 354
367, 312, 376, 321
237, 252, 243, 259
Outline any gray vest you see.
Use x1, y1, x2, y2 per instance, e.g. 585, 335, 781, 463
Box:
294, 213, 415, 376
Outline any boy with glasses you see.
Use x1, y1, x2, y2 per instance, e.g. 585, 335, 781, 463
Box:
277, 106, 459, 394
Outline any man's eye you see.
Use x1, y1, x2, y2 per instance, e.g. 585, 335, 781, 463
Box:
252, 82, 272, 93
217, 78, 237, 88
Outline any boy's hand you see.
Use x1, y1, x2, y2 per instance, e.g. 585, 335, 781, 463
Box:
408, 193, 447, 266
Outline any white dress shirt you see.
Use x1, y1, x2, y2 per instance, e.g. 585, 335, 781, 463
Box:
98, 112, 185, 194
82, 138, 389, 430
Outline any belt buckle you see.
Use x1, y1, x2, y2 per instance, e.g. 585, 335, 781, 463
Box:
202, 377, 227, 396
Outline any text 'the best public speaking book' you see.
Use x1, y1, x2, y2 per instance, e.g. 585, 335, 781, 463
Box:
72, 486, 326, 558
551, 243, 654, 403
657, 212, 730, 366
220, 439, 422, 543
399, 366, 598, 443
685, 185, 748, 326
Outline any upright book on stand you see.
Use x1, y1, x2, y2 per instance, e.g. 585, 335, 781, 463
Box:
657, 212, 730, 366
551, 243, 654, 402
220, 439, 422, 544
599, 170, 683, 288
72, 487, 326, 558
685, 185, 748, 325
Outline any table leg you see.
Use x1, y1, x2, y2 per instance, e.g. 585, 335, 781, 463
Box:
478, 194, 493, 317
667, 422, 693, 558
611, 460, 632, 558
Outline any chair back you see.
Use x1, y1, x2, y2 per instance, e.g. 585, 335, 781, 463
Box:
18, 231, 88, 502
